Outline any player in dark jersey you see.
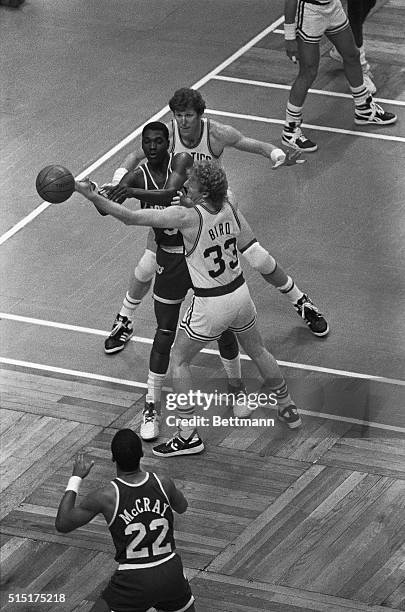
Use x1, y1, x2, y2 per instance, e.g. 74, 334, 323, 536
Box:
102, 122, 243, 442
55, 429, 195, 611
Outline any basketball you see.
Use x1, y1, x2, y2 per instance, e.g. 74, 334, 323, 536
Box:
35, 165, 75, 203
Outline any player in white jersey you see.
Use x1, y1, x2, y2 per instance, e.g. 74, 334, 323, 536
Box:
103, 87, 328, 358
75, 161, 303, 459
282, 0, 396, 152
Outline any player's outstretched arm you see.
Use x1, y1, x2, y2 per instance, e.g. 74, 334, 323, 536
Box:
55, 453, 101, 533
161, 476, 188, 514
211, 121, 286, 166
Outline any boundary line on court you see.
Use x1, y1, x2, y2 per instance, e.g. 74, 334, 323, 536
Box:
206, 109, 405, 143
213, 75, 405, 107
1, 313, 404, 387
0, 15, 285, 247
1, 357, 404, 434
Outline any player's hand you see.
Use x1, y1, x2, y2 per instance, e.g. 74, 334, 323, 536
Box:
285, 40, 299, 63
272, 150, 306, 169
72, 453, 94, 479
102, 184, 131, 203
75, 178, 97, 199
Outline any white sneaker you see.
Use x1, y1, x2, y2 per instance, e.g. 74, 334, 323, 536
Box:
228, 384, 253, 418
140, 403, 160, 441
329, 46, 342, 62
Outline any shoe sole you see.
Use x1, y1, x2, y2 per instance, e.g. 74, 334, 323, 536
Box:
152, 443, 205, 457
104, 329, 134, 353
140, 428, 160, 442
277, 415, 302, 429
354, 117, 397, 126
281, 137, 318, 153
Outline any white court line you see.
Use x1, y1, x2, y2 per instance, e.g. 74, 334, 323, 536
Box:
0, 16, 285, 248
1, 356, 404, 434
1, 312, 404, 387
213, 74, 405, 107
206, 109, 405, 143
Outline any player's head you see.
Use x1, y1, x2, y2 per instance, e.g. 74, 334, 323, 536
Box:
185, 160, 228, 211
111, 429, 143, 472
142, 121, 169, 163
169, 88, 206, 116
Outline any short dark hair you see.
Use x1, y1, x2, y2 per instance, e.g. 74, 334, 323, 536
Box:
169, 88, 206, 115
111, 429, 143, 471
142, 121, 169, 141
192, 161, 228, 210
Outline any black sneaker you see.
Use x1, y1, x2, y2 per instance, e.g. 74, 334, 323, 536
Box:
355, 98, 397, 125
282, 125, 318, 152
140, 402, 160, 441
104, 314, 134, 353
278, 404, 302, 429
152, 431, 204, 457
294, 295, 329, 337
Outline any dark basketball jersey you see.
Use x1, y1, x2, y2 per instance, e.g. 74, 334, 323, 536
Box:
138, 156, 183, 249
108, 472, 176, 568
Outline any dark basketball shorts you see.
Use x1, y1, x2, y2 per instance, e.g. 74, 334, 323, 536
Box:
102, 553, 194, 612
153, 247, 192, 304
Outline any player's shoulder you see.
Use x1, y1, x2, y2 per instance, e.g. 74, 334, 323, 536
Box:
172, 152, 194, 168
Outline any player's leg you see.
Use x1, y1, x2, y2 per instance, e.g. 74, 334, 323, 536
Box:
327, 27, 396, 125
235, 323, 302, 429
153, 326, 206, 458
240, 240, 329, 337
141, 299, 181, 442
282, 3, 322, 153
104, 246, 156, 354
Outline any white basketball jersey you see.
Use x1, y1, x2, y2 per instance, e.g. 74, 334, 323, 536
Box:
184, 200, 242, 290
170, 118, 223, 163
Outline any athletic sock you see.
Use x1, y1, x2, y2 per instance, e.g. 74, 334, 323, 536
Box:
285, 102, 303, 128
221, 356, 242, 386
278, 276, 305, 304
350, 83, 370, 107
146, 371, 166, 407
270, 381, 294, 409
119, 292, 141, 320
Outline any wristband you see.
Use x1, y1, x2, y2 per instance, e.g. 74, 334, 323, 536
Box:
284, 23, 296, 40
65, 476, 82, 493
112, 167, 128, 185
271, 148, 286, 164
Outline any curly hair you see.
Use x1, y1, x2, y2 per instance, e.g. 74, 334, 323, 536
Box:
169, 88, 206, 115
192, 161, 228, 210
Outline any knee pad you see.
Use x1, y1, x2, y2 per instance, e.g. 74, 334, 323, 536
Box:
152, 328, 176, 355
134, 249, 156, 283
217, 329, 239, 360
242, 242, 276, 275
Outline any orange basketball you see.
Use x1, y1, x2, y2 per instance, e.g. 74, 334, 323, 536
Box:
35, 165, 75, 203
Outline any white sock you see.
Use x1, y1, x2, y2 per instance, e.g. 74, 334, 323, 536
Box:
146, 371, 166, 406
120, 292, 141, 320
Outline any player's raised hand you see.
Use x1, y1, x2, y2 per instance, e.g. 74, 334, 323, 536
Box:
72, 453, 94, 479
75, 178, 97, 199
272, 150, 306, 170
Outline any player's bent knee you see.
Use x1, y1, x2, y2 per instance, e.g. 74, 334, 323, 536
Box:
134, 249, 156, 283
152, 328, 176, 355
242, 242, 276, 274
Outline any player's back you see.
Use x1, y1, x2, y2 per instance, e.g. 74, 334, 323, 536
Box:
184, 199, 243, 292
108, 472, 176, 568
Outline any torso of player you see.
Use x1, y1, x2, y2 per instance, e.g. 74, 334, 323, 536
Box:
108, 472, 176, 568
184, 200, 242, 289
138, 156, 182, 248
170, 118, 223, 163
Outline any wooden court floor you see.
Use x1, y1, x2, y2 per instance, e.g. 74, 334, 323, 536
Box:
1, 1, 404, 611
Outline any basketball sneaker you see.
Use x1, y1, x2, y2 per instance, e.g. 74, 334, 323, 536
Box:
104, 314, 134, 353
140, 402, 160, 441
152, 431, 204, 457
294, 295, 329, 337
278, 404, 302, 429
282, 124, 318, 152
227, 382, 252, 418
355, 97, 397, 125
362, 71, 377, 96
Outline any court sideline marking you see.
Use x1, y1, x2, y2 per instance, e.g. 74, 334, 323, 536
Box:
1, 356, 404, 434
0, 15, 285, 247
213, 74, 405, 107
1, 312, 404, 387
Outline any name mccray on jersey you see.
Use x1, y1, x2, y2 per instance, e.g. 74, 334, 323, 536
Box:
138, 154, 183, 248
108, 473, 175, 566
